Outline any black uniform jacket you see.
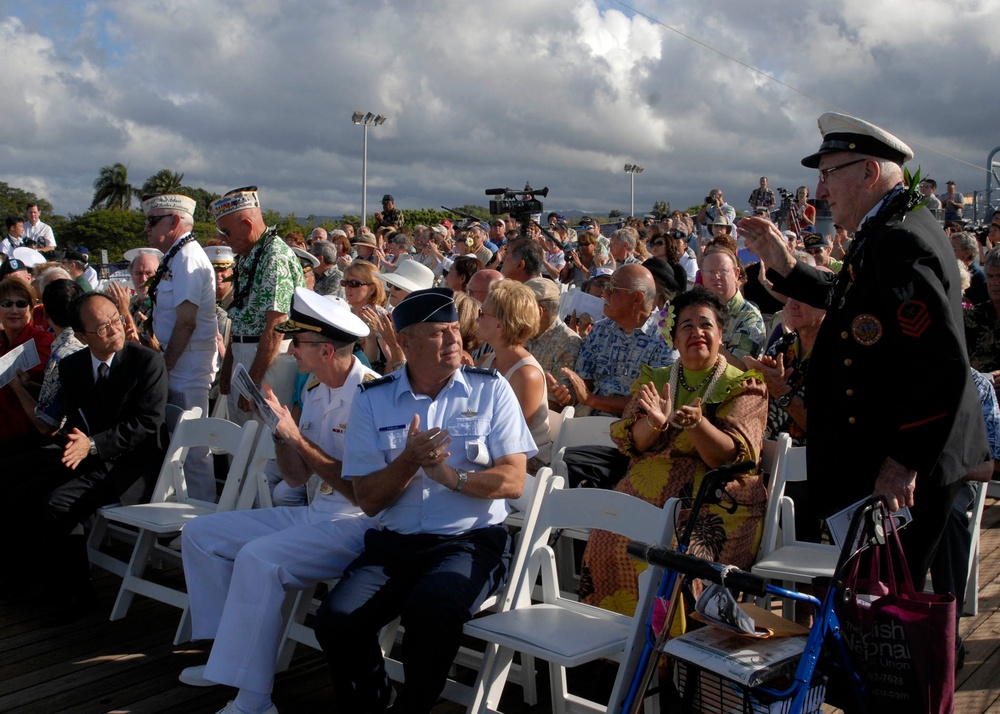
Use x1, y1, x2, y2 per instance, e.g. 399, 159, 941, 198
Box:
769, 204, 988, 515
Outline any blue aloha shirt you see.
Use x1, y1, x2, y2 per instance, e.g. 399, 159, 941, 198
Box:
723, 292, 765, 360
228, 228, 305, 336
972, 369, 1000, 460
575, 317, 677, 406
35, 328, 87, 428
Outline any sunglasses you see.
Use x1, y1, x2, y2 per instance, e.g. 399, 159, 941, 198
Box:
0, 299, 30, 309
145, 214, 173, 229
649, 240, 666, 248
341, 280, 372, 289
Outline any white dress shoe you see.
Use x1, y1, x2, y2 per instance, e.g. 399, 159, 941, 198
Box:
178, 664, 217, 687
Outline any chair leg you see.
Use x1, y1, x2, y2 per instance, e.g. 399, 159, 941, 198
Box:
174, 604, 193, 645
549, 658, 570, 714
109, 529, 158, 621
274, 588, 307, 673
467, 642, 516, 714
518, 653, 538, 705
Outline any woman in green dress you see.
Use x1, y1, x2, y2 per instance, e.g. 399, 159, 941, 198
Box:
579, 286, 768, 616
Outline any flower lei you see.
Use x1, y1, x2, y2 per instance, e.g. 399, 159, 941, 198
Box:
657, 303, 676, 347
666, 354, 727, 428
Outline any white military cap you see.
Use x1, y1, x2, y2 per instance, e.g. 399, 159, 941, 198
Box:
801, 112, 914, 168
210, 186, 260, 220
375, 260, 435, 295
275, 287, 369, 343
123, 247, 164, 262
292, 247, 321, 270
12, 246, 46, 268
206, 245, 236, 266
141, 193, 196, 217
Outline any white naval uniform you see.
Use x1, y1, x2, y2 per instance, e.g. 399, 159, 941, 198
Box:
181, 357, 378, 694
153, 234, 220, 502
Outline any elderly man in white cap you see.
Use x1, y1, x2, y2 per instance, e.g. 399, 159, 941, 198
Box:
141, 193, 220, 501
742, 112, 988, 598
210, 187, 305, 424
179, 288, 379, 714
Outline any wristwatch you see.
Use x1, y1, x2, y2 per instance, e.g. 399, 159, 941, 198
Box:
89, 437, 98, 456
777, 388, 798, 408
452, 469, 469, 492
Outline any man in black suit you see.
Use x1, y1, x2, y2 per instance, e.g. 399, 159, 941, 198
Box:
742, 112, 989, 591
1, 292, 168, 613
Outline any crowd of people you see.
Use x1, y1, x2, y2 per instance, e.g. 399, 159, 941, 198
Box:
0, 110, 997, 713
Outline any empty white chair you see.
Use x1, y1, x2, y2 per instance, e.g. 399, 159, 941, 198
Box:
752, 433, 839, 611
464, 470, 674, 713
94, 416, 259, 643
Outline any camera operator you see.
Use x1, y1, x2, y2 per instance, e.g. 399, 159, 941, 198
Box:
696, 189, 736, 238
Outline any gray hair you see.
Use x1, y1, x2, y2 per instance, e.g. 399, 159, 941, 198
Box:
610, 228, 637, 251
952, 231, 977, 255
36, 267, 72, 294
984, 247, 1000, 272
311, 240, 337, 263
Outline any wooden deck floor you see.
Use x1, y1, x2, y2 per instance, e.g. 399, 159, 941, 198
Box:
3, 502, 1000, 714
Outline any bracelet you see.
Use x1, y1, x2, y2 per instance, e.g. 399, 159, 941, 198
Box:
684, 415, 703, 430
645, 414, 668, 432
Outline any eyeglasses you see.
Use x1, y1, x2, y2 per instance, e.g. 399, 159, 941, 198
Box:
701, 269, 732, 279
145, 214, 173, 229
88, 314, 126, 337
603, 283, 637, 295
341, 280, 372, 289
818, 158, 866, 183
649, 241, 665, 248
0, 299, 30, 309
291, 335, 327, 348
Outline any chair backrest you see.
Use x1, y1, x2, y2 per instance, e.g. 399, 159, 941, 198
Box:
546, 406, 570, 455
549, 413, 617, 477
150, 417, 259, 508
165, 404, 201, 435
236, 434, 277, 510
505, 470, 676, 610
756, 432, 804, 561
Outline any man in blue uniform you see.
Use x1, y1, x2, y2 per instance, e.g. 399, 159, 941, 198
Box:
742, 112, 989, 590
313, 287, 536, 713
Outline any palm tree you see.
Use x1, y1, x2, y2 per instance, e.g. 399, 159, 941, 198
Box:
90, 163, 137, 211
141, 169, 186, 198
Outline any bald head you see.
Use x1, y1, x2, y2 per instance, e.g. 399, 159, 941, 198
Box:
615, 264, 656, 307
467, 269, 503, 303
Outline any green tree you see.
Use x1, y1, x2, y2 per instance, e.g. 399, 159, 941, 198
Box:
608, 209, 622, 218
0, 182, 53, 218
652, 200, 670, 217
91, 163, 138, 211
180, 186, 222, 224
140, 169, 186, 197
60, 209, 146, 261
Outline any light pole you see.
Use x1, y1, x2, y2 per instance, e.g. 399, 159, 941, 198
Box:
624, 164, 644, 218
352, 111, 387, 227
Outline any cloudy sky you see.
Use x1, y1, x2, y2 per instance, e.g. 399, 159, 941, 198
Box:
2, 0, 998, 222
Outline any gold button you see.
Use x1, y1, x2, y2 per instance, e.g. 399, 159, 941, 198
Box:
844, 358, 853, 366
846, 389, 854, 396
319, 483, 334, 495
841, 331, 849, 339
848, 417, 856, 424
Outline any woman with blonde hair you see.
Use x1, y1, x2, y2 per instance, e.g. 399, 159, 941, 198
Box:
476, 280, 551, 466
341, 260, 387, 370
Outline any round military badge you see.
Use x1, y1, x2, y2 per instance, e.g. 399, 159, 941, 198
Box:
851, 314, 882, 346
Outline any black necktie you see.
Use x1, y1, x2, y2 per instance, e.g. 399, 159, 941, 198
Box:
98, 362, 109, 385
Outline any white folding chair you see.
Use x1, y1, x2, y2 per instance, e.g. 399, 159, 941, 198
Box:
549, 413, 617, 480
752, 432, 839, 612
86, 405, 203, 579
464, 470, 674, 714
962, 479, 989, 616
94, 416, 259, 643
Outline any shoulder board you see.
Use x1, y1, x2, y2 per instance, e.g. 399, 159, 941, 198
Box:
462, 365, 499, 378
305, 375, 322, 391
361, 372, 378, 383
359, 374, 396, 391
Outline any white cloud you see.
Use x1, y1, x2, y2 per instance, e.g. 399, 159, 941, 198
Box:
0, 0, 997, 220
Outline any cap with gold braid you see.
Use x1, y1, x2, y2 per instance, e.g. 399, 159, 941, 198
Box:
275, 288, 369, 343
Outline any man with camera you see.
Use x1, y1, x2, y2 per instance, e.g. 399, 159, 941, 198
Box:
748, 176, 776, 213
696, 188, 736, 236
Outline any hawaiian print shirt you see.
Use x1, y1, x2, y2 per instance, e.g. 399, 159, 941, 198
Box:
575, 317, 677, 409
525, 317, 582, 389
35, 328, 87, 428
228, 228, 304, 336
972, 369, 1000, 460
723, 292, 765, 360
313, 265, 343, 297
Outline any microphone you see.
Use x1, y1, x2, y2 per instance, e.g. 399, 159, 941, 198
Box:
484, 188, 509, 196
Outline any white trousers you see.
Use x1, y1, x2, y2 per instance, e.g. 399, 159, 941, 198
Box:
182, 507, 372, 694
169, 348, 218, 502
227, 341, 296, 427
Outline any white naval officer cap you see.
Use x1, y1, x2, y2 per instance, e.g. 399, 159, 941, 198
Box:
274, 287, 369, 343
123, 247, 164, 263
206, 245, 236, 267
801, 112, 914, 168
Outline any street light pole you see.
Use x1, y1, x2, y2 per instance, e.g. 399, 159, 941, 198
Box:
624, 164, 644, 218
352, 111, 387, 228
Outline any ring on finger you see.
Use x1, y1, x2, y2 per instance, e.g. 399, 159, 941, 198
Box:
429, 449, 438, 459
